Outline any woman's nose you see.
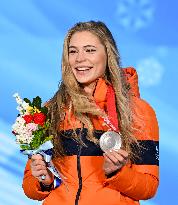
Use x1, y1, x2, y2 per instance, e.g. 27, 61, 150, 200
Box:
76, 51, 86, 62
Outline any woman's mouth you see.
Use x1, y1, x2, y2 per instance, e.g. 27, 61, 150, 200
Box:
75, 66, 93, 74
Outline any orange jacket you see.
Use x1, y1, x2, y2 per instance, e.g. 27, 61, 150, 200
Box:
23, 67, 159, 205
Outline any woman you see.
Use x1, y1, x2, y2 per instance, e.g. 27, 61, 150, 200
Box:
23, 21, 159, 205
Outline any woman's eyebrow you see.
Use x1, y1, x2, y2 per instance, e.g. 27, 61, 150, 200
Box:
69, 45, 97, 49
69, 46, 77, 49
84, 45, 97, 48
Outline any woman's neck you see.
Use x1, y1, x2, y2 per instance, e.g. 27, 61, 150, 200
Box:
82, 80, 98, 95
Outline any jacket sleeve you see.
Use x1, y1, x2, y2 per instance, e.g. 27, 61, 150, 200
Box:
103, 98, 159, 201
22, 159, 51, 201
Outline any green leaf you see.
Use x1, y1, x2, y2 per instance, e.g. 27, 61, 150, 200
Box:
41, 106, 48, 115
32, 96, 42, 109
20, 144, 31, 150
30, 130, 43, 149
42, 135, 53, 144
23, 98, 32, 106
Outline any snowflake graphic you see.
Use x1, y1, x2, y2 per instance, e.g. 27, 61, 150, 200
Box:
136, 57, 164, 87
116, 0, 155, 31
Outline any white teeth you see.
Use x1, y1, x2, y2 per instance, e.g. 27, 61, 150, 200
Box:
76, 67, 92, 71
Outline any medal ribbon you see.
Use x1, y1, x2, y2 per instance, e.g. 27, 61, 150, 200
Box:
99, 84, 120, 133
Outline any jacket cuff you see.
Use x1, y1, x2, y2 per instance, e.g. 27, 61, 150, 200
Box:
104, 164, 132, 187
106, 169, 120, 178
40, 182, 54, 192
23, 178, 51, 200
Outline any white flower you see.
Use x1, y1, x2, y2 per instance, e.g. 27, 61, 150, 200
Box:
12, 116, 36, 145
16, 132, 33, 144
13, 93, 23, 105
12, 117, 25, 134
15, 116, 25, 124
16, 97, 23, 105
13, 93, 30, 115
12, 93, 40, 146
16, 106, 23, 112
13, 93, 19, 98
22, 101, 29, 110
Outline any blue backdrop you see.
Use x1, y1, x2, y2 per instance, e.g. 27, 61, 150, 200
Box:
0, 0, 178, 204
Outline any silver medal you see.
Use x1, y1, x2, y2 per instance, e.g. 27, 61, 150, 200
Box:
99, 131, 122, 152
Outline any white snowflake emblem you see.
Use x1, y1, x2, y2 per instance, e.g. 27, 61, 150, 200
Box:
136, 57, 164, 87
116, 0, 155, 31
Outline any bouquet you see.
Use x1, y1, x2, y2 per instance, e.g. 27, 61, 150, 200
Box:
12, 93, 62, 186
12, 93, 53, 150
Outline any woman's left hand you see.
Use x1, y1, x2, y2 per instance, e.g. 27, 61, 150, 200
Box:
103, 149, 129, 175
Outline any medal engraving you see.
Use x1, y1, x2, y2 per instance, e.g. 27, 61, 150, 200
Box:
99, 131, 122, 152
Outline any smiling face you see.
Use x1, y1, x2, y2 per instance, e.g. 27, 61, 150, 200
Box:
68, 31, 107, 91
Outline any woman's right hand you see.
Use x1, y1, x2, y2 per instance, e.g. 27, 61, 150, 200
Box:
30, 154, 54, 185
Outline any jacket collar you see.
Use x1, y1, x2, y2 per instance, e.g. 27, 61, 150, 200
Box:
123, 67, 140, 97
93, 67, 140, 104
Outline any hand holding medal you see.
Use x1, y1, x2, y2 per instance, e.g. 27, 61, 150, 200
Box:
98, 85, 129, 175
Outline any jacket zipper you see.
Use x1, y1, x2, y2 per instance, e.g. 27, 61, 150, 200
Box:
75, 145, 82, 205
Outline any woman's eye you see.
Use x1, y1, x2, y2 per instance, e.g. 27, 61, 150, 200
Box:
86, 49, 96, 53
69, 50, 77, 54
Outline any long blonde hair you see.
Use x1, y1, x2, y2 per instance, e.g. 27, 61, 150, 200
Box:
48, 21, 139, 160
